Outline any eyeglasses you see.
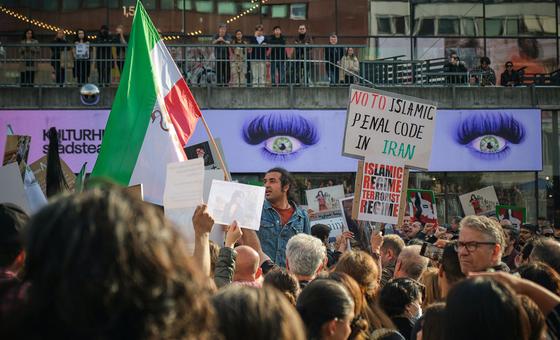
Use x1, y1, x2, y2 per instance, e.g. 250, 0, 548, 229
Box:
454, 241, 496, 253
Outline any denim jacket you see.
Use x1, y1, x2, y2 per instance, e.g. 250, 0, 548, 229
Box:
257, 200, 310, 267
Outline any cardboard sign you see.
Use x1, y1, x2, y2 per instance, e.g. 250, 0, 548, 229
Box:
184, 138, 229, 173
0, 163, 30, 213
459, 186, 499, 216
342, 85, 437, 169
496, 205, 526, 225
207, 180, 265, 230
310, 209, 345, 242
126, 184, 144, 201
405, 189, 438, 225
306, 185, 345, 212
28, 155, 76, 194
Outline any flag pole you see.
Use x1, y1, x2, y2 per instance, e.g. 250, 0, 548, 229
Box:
199, 114, 231, 182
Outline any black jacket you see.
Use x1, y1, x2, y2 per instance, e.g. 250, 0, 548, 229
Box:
268, 35, 286, 60
247, 35, 267, 60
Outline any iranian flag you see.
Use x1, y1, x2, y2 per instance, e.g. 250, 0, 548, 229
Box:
91, 1, 200, 204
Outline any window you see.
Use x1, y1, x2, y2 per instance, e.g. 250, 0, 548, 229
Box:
413, 2, 483, 37
176, 0, 192, 10
195, 0, 213, 13
218, 2, 237, 15
377, 17, 393, 34
62, 0, 80, 11
438, 18, 460, 35
371, 1, 410, 36
290, 3, 307, 20
416, 18, 435, 35
271, 5, 289, 18
485, 2, 556, 36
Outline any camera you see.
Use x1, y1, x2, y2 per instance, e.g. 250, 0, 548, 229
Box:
80, 84, 100, 106
420, 242, 444, 262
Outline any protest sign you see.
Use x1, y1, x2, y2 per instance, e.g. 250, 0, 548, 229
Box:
459, 186, 499, 216
163, 158, 204, 210
185, 138, 229, 172
0, 163, 30, 213
342, 85, 437, 169
340, 196, 371, 251
310, 209, 345, 242
352, 157, 406, 224
28, 155, 76, 194
2, 135, 31, 177
126, 184, 144, 201
405, 189, 438, 225
496, 205, 526, 225
207, 180, 265, 230
306, 185, 345, 212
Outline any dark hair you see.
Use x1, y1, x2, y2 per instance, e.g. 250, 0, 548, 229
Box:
518, 262, 560, 296
420, 302, 446, 340
264, 268, 300, 306
255, 24, 264, 30
480, 56, 491, 65
0, 203, 28, 268
378, 278, 423, 318
266, 167, 296, 202
440, 242, 465, 285
521, 223, 540, 234
445, 277, 529, 340
296, 279, 354, 340
23, 29, 34, 40
327, 272, 369, 339
530, 238, 560, 274
74, 28, 89, 42
311, 224, 330, 244
520, 238, 537, 261
18, 186, 214, 339
519, 295, 545, 340
212, 286, 305, 340
209, 240, 220, 277
273, 26, 281, 31
46, 127, 69, 198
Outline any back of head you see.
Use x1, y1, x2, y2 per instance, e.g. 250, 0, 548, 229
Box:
396, 245, 428, 280
370, 328, 405, 340
264, 268, 300, 305
212, 285, 305, 340
445, 277, 529, 340
378, 278, 423, 318
0, 203, 28, 268
518, 261, 560, 296
286, 233, 326, 277
420, 302, 446, 340
311, 224, 330, 244
530, 238, 560, 274
22, 187, 213, 339
381, 234, 405, 258
296, 279, 354, 340
335, 250, 379, 300
519, 295, 545, 340
418, 268, 441, 308
234, 245, 260, 280
327, 272, 369, 338
441, 242, 465, 285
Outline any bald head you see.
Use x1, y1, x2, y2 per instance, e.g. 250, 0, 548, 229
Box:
394, 245, 428, 281
234, 245, 260, 282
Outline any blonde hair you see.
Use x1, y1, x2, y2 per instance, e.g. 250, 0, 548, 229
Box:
419, 267, 441, 308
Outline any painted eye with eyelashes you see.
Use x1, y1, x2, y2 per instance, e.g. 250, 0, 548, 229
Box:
456, 113, 525, 159
243, 113, 319, 160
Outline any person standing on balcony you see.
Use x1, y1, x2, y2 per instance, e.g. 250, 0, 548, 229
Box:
94, 25, 113, 86
247, 24, 267, 87
73, 29, 91, 85
324, 33, 344, 86
268, 26, 286, 86
443, 51, 467, 84
212, 23, 231, 86
470, 56, 496, 86
51, 29, 71, 86
500, 61, 521, 86
19, 29, 39, 87
293, 24, 312, 85
113, 25, 127, 75
339, 48, 359, 84
230, 30, 247, 87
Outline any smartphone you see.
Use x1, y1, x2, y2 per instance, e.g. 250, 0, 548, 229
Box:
420, 242, 444, 262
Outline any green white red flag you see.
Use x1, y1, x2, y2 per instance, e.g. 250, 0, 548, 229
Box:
91, 1, 201, 204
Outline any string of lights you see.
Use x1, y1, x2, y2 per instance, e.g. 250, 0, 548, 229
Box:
226, 0, 269, 25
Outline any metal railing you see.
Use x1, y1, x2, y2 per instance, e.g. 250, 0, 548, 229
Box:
1, 43, 556, 88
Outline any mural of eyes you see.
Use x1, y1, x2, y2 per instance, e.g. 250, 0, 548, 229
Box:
456, 113, 525, 160
243, 113, 319, 160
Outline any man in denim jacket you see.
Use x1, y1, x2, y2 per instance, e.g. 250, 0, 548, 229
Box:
257, 167, 310, 268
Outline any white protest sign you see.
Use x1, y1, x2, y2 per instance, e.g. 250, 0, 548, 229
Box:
207, 180, 265, 230
0, 162, 30, 213
305, 185, 345, 212
310, 209, 345, 242
163, 158, 204, 209
459, 186, 499, 216
342, 85, 437, 170
354, 157, 406, 224
164, 158, 204, 254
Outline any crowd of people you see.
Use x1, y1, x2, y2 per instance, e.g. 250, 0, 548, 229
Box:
443, 50, 524, 86
1, 167, 559, 339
